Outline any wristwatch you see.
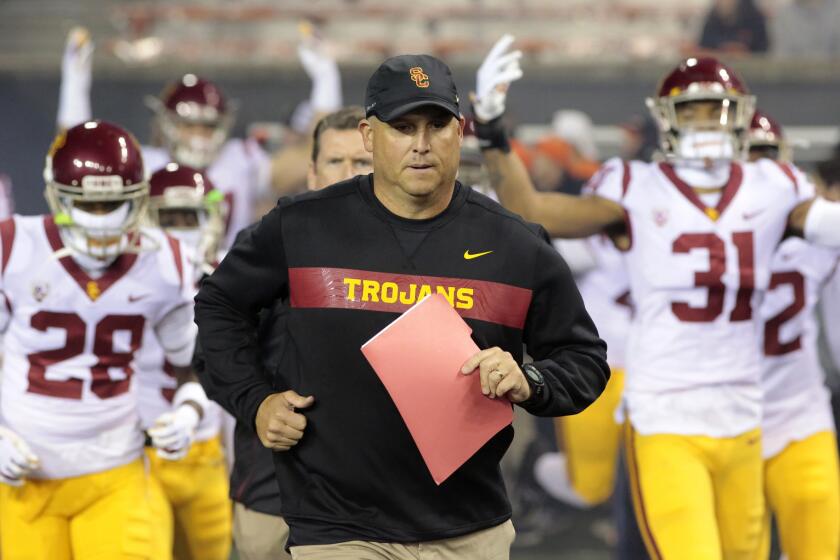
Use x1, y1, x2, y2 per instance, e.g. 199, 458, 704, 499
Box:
521, 363, 545, 402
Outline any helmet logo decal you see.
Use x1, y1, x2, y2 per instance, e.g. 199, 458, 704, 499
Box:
410, 67, 430, 88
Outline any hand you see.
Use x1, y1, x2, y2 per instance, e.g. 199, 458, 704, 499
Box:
0, 427, 40, 486
148, 405, 200, 461
472, 34, 523, 123
461, 347, 532, 403
255, 391, 315, 451
63, 26, 94, 74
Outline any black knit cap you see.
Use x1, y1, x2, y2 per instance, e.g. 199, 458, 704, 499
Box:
364, 54, 460, 122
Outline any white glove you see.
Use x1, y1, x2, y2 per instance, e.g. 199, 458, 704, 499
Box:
473, 34, 523, 123
148, 405, 200, 461
0, 427, 40, 486
297, 25, 342, 114
58, 26, 94, 130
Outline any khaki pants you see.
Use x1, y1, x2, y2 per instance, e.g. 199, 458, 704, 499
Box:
290, 519, 515, 560
233, 502, 291, 560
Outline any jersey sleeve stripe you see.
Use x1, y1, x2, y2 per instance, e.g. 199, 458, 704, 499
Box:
775, 162, 799, 194
166, 235, 184, 289
0, 217, 15, 276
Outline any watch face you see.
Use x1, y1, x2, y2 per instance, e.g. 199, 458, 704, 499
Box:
525, 365, 542, 384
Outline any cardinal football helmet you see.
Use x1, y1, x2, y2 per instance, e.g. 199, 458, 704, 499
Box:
44, 120, 148, 261
147, 74, 235, 169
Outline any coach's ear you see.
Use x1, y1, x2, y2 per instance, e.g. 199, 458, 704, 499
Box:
359, 118, 374, 153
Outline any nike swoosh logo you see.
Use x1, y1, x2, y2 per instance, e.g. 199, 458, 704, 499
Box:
742, 208, 766, 220
128, 294, 149, 303
464, 250, 493, 260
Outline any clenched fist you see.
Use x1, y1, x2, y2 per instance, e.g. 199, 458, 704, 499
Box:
255, 391, 315, 451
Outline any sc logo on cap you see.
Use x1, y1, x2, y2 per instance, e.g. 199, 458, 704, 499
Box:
409, 67, 430, 88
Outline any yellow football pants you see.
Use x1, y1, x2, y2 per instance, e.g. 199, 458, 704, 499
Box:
0, 459, 163, 560
145, 437, 232, 560
625, 424, 764, 560
555, 368, 625, 505
756, 430, 840, 560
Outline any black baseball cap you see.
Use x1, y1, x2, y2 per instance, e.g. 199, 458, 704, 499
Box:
364, 54, 460, 122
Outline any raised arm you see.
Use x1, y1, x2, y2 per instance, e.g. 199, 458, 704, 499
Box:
57, 27, 93, 132
270, 23, 343, 196
471, 35, 624, 238
482, 149, 625, 238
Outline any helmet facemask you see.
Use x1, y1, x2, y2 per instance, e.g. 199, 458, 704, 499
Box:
147, 186, 225, 267
647, 86, 755, 164
151, 98, 234, 169
45, 174, 149, 263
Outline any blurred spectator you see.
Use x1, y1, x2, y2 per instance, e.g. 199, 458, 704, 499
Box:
552, 110, 599, 160
772, 0, 840, 59
531, 137, 600, 195
698, 0, 769, 54
510, 139, 534, 172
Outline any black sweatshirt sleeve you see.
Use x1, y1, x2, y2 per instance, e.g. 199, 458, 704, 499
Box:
194, 205, 289, 427
520, 236, 610, 416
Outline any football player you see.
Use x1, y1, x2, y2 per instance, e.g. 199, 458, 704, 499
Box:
0, 121, 208, 560
137, 163, 231, 560
747, 112, 840, 560
474, 38, 840, 559
57, 29, 271, 248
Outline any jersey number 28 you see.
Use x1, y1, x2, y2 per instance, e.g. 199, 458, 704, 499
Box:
27, 311, 145, 399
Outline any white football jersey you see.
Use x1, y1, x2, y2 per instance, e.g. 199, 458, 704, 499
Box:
144, 137, 271, 248
760, 237, 839, 459
0, 216, 195, 479
591, 157, 811, 436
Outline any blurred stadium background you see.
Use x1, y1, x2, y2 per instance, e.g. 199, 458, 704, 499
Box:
2, 1, 839, 558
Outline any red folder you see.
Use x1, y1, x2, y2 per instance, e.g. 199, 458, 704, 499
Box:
361, 293, 513, 485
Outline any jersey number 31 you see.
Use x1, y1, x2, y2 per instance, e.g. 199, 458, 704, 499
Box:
672, 231, 754, 322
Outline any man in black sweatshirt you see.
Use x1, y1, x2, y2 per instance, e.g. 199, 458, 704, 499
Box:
194, 54, 609, 559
